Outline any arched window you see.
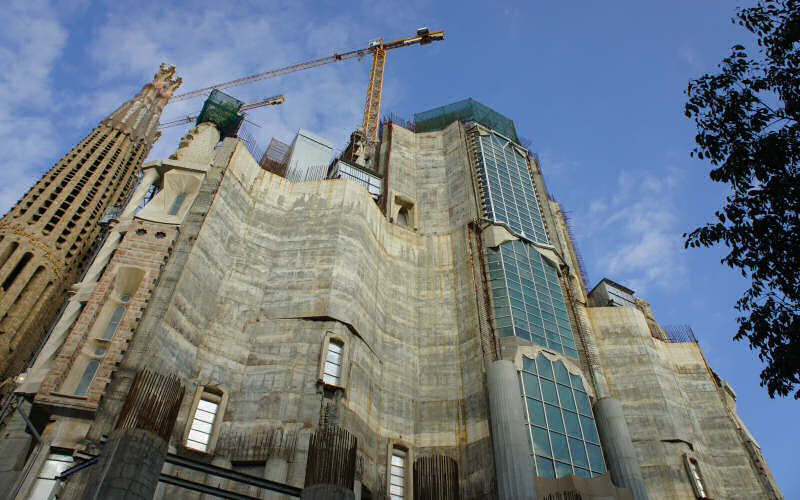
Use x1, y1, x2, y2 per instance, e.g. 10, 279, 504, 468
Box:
101, 295, 130, 340
168, 193, 187, 216
519, 353, 605, 479
396, 207, 409, 227
74, 360, 99, 396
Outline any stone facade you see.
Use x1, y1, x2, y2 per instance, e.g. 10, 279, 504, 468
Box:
0, 97, 783, 500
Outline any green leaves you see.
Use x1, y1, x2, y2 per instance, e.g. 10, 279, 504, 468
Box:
685, 0, 800, 398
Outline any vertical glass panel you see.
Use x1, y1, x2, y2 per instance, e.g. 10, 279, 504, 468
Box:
535, 456, 555, 479
545, 404, 564, 433
575, 467, 592, 478
536, 355, 553, 379
580, 415, 600, 444
553, 361, 570, 384
551, 432, 570, 463
168, 193, 187, 216
555, 461, 573, 478
575, 391, 592, 415
564, 410, 582, 438
74, 360, 99, 396
570, 373, 584, 390
540, 379, 558, 405
532, 426, 551, 458
557, 384, 576, 411
587, 443, 606, 473
527, 398, 546, 427
569, 438, 589, 469
101, 305, 126, 340
522, 356, 536, 373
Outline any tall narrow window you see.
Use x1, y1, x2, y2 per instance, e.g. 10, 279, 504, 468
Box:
186, 392, 221, 452
101, 295, 129, 340
686, 456, 709, 499
168, 193, 187, 216
2, 251, 32, 291
74, 360, 99, 396
323, 340, 344, 385
389, 447, 407, 500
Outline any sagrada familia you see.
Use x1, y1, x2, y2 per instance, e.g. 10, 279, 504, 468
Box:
0, 64, 783, 499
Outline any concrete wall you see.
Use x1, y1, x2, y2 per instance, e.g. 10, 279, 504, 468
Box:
64, 121, 493, 499
589, 305, 778, 499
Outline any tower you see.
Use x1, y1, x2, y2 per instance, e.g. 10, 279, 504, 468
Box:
0, 64, 181, 380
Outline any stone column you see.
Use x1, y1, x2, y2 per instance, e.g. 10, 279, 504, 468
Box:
121, 167, 160, 218
264, 456, 290, 500
487, 360, 536, 500
83, 427, 167, 500
593, 397, 649, 500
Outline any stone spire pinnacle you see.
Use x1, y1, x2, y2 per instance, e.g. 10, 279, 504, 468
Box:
103, 62, 183, 146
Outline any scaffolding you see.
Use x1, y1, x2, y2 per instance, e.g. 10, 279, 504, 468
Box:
414, 98, 519, 143
196, 89, 244, 137
259, 138, 291, 177
662, 324, 698, 343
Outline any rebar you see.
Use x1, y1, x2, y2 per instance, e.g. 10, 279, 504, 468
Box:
413, 454, 460, 500
304, 425, 357, 489
115, 369, 185, 441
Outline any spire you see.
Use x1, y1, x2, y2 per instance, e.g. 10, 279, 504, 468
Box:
0, 64, 181, 380
103, 62, 183, 146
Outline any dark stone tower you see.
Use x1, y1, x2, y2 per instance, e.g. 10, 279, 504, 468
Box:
0, 64, 181, 380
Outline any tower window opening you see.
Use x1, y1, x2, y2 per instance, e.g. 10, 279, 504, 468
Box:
2, 251, 32, 291
186, 390, 221, 452
168, 193, 187, 216
101, 304, 127, 340
389, 446, 408, 500
323, 340, 344, 386
74, 360, 99, 396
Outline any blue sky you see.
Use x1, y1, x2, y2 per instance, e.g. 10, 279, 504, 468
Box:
1, 0, 797, 495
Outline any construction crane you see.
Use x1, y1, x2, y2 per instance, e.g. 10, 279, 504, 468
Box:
158, 94, 286, 129
168, 27, 445, 146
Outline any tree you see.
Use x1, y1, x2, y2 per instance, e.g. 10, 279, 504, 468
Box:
684, 0, 799, 397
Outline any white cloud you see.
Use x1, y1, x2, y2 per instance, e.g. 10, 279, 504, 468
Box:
0, 1, 434, 215
0, 0, 67, 212
580, 167, 688, 295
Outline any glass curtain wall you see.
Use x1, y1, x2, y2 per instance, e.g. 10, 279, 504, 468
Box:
473, 128, 578, 358
472, 125, 608, 479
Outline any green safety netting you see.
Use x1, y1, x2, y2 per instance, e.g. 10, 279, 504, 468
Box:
414, 98, 519, 143
196, 89, 244, 137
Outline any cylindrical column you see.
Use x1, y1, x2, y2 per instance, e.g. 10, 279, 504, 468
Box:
301, 484, 354, 500
83, 427, 168, 500
264, 456, 290, 500
121, 167, 160, 218
487, 360, 536, 500
171, 122, 221, 163
593, 397, 649, 500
